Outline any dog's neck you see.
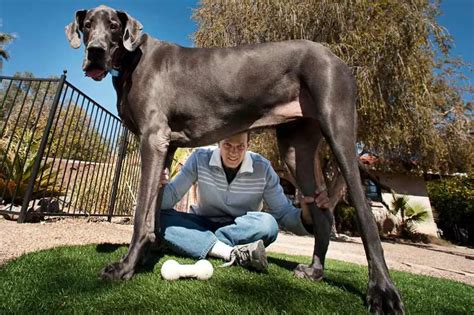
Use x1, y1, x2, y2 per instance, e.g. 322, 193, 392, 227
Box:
111, 48, 143, 135
111, 46, 141, 75
110, 49, 127, 77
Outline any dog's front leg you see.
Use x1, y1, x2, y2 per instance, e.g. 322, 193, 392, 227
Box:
141, 146, 177, 264
101, 128, 171, 280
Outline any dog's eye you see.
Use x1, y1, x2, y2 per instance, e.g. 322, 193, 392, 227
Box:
84, 21, 91, 29
110, 23, 119, 30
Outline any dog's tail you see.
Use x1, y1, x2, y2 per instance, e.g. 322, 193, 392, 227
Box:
358, 160, 394, 210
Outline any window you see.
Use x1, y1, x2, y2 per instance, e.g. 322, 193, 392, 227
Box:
364, 179, 382, 202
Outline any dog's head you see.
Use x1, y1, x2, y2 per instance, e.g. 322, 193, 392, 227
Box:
65, 5, 143, 81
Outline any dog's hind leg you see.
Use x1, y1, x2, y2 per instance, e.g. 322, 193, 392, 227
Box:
100, 127, 172, 280
322, 119, 404, 314
298, 50, 404, 313
310, 83, 404, 313
276, 120, 333, 280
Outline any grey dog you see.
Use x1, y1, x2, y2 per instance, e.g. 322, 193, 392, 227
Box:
66, 5, 403, 314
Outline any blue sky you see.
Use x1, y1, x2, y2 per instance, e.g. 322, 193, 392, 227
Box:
1, 0, 473, 116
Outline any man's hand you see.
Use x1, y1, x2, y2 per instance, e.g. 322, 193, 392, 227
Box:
159, 168, 170, 188
315, 190, 330, 209
300, 190, 330, 225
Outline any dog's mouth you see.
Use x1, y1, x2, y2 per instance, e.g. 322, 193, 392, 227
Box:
84, 66, 108, 81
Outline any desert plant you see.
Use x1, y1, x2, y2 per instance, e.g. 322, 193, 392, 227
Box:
0, 130, 65, 205
390, 194, 429, 238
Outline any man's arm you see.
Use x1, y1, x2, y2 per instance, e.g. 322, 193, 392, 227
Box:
262, 165, 311, 235
161, 151, 198, 209
263, 164, 330, 235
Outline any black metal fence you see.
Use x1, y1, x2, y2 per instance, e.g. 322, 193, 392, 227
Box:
0, 73, 140, 222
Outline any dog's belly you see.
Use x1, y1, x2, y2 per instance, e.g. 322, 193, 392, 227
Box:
249, 99, 303, 129
169, 99, 303, 147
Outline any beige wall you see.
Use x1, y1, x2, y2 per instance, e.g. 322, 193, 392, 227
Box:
374, 172, 438, 236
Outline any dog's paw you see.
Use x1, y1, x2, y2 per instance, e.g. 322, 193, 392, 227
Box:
367, 280, 405, 315
293, 263, 324, 281
99, 262, 135, 281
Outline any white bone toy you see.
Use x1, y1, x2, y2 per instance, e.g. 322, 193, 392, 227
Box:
160, 259, 214, 281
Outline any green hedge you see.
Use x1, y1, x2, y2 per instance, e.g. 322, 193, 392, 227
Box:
427, 176, 474, 245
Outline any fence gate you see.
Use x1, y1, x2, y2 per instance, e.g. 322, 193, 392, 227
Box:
0, 73, 140, 222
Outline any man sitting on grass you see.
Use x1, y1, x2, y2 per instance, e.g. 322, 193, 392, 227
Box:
158, 132, 329, 272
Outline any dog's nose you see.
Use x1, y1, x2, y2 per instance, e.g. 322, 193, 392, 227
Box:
87, 45, 106, 60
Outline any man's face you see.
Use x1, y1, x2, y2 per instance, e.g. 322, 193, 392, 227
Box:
219, 133, 249, 169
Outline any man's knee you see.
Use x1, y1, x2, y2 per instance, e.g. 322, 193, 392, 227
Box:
249, 212, 279, 245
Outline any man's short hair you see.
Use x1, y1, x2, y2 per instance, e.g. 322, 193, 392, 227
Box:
218, 131, 251, 144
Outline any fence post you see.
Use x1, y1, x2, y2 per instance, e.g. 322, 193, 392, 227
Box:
107, 126, 129, 222
18, 72, 67, 223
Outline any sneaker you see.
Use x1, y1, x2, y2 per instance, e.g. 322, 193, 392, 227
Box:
221, 239, 268, 272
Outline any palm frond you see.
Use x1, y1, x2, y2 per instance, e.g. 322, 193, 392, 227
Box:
390, 194, 409, 215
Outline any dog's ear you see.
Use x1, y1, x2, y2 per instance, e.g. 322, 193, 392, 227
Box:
65, 10, 87, 49
117, 11, 143, 52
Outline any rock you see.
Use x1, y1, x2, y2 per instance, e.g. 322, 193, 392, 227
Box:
38, 198, 61, 213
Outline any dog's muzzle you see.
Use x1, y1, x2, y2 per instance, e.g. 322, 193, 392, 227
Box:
84, 45, 108, 81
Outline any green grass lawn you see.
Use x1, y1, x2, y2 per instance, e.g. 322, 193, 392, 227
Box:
0, 244, 472, 314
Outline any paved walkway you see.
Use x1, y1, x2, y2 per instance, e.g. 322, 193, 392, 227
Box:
268, 232, 474, 285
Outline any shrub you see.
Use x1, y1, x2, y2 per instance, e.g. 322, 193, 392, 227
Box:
427, 176, 474, 245
334, 204, 359, 236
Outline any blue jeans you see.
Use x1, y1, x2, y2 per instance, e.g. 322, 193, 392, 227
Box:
158, 209, 279, 259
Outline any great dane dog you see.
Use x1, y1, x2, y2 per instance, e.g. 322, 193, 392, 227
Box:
66, 5, 404, 314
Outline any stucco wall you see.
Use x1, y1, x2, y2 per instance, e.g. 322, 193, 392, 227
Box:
374, 172, 438, 236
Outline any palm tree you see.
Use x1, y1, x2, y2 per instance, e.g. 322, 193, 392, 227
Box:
0, 32, 14, 72
390, 194, 429, 238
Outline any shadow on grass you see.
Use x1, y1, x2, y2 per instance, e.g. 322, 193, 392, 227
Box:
94, 247, 364, 303
2, 245, 473, 314
268, 255, 366, 302
94, 245, 363, 303
216, 268, 366, 312
96, 243, 129, 253
268, 256, 299, 271
136, 245, 167, 274
324, 277, 366, 302
94, 243, 178, 275
0, 248, 127, 313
